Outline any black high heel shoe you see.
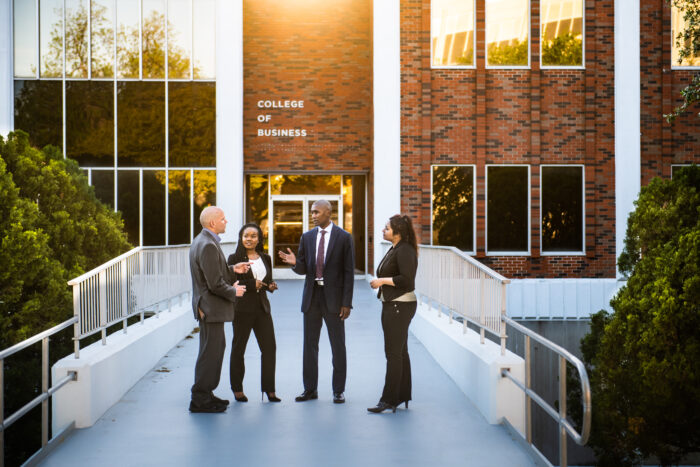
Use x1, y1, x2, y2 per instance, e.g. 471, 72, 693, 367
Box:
398, 400, 409, 409
263, 392, 281, 403
234, 392, 248, 402
367, 401, 397, 413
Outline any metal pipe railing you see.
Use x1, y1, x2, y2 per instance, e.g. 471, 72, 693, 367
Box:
500, 315, 592, 467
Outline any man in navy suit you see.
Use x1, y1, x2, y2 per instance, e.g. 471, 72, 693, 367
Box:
279, 199, 355, 403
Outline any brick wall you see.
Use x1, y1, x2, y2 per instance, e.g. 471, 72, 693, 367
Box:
400, 0, 616, 278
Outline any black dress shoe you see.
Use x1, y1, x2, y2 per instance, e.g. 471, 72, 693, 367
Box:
295, 390, 318, 402
211, 394, 230, 406
367, 401, 397, 414
264, 392, 282, 403
333, 392, 345, 404
189, 400, 227, 413
234, 393, 248, 402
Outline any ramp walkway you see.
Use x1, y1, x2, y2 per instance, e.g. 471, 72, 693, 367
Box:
39, 280, 536, 467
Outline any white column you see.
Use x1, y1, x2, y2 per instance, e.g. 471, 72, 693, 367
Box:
216, 0, 244, 242
614, 0, 641, 277
373, 0, 402, 274
0, 0, 13, 137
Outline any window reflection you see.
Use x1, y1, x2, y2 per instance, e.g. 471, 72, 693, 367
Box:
432, 166, 474, 252
118, 170, 141, 245
343, 175, 366, 272
92, 0, 115, 77
671, 4, 700, 66
541, 166, 583, 252
246, 175, 270, 238
14, 80, 63, 150
117, 0, 140, 78
91, 170, 115, 208
40, 0, 63, 77
168, 0, 192, 79
169, 170, 191, 244
66, 81, 114, 166
431, 0, 475, 66
193, 170, 216, 238
13, 0, 37, 77
273, 201, 304, 268
487, 166, 528, 252
142, 0, 166, 79
541, 0, 583, 66
143, 170, 166, 246
486, 0, 529, 66
168, 82, 216, 166
117, 81, 165, 167
270, 175, 341, 195
193, 0, 216, 79
65, 0, 89, 78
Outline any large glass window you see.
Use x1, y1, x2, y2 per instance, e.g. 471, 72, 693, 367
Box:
91, 0, 115, 78
431, 0, 475, 67
13, 0, 37, 77
168, 170, 191, 244
91, 169, 115, 208
541, 166, 584, 253
40, 0, 64, 77
432, 165, 474, 252
671, 3, 700, 67
65, 0, 89, 78
343, 175, 366, 271
486, 0, 529, 67
167, 0, 192, 79
193, 0, 216, 79
168, 82, 216, 167
193, 170, 216, 237
66, 81, 114, 166
487, 166, 529, 253
142, 0, 166, 79
117, 0, 140, 78
118, 170, 140, 244
143, 170, 166, 246
117, 82, 165, 167
14, 80, 63, 150
270, 175, 341, 195
541, 0, 583, 67
245, 175, 270, 237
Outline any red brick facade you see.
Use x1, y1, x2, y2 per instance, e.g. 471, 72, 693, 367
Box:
400, 0, 617, 278
640, 0, 700, 185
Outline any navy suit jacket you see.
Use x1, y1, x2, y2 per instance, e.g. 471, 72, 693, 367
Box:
292, 224, 355, 314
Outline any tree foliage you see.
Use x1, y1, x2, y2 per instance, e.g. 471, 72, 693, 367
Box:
541, 33, 583, 66
577, 165, 700, 466
487, 39, 528, 66
666, 0, 700, 122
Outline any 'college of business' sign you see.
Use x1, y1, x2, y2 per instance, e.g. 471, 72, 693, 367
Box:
256, 100, 307, 137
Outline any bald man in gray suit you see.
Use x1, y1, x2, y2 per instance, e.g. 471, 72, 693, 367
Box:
189, 206, 249, 413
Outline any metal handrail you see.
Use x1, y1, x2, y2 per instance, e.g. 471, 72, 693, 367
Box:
500, 315, 592, 467
0, 317, 77, 361
418, 244, 511, 283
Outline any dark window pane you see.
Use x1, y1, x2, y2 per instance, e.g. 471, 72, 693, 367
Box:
118, 170, 141, 245
117, 81, 165, 167
40, 0, 63, 77
168, 82, 216, 166
14, 80, 63, 150
343, 175, 366, 272
541, 166, 583, 252
192, 0, 215, 79
487, 166, 528, 252
245, 174, 269, 238
270, 175, 341, 195
91, 0, 115, 77
66, 81, 114, 166
117, 0, 139, 78
167, 0, 192, 79
142, 0, 165, 79
193, 170, 216, 238
432, 166, 474, 251
169, 170, 191, 245
65, 0, 89, 78
91, 170, 115, 208
143, 170, 166, 246
14, 0, 37, 77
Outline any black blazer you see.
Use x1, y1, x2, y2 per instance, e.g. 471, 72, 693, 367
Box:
376, 241, 418, 301
291, 224, 355, 314
227, 251, 274, 314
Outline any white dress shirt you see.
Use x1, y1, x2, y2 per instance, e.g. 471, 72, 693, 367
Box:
250, 256, 266, 281
315, 223, 333, 279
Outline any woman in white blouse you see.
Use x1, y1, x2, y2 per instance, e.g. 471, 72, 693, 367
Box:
227, 223, 280, 402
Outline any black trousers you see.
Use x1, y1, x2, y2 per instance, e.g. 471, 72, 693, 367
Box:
380, 301, 417, 405
303, 285, 347, 393
191, 321, 226, 404
230, 309, 277, 392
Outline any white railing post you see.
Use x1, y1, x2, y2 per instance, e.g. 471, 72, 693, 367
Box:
559, 355, 568, 467
500, 282, 507, 355
41, 337, 49, 447
121, 260, 128, 333
479, 272, 486, 345
72, 284, 81, 358
99, 270, 108, 345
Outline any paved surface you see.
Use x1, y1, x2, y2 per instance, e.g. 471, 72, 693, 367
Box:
41, 280, 536, 467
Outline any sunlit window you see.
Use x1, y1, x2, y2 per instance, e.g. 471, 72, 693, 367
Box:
431, 165, 474, 252
671, 2, 700, 67
431, 0, 475, 67
486, 0, 529, 67
13, 0, 37, 77
541, 0, 583, 67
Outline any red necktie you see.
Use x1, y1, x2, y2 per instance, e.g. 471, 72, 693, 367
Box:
316, 230, 326, 279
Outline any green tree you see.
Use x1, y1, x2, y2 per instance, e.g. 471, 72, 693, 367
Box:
666, 0, 700, 122
576, 165, 700, 466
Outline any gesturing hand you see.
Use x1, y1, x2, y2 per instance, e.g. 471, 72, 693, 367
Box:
232, 261, 253, 274
340, 306, 351, 320
268, 281, 278, 292
233, 280, 246, 297
278, 248, 296, 266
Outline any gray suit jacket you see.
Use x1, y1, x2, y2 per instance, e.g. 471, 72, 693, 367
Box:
189, 229, 238, 322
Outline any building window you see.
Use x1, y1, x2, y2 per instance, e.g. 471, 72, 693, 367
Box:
541, 165, 584, 254
671, 164, 694, 177
431, 165, 475, 253
431, 0, 476, 67
486, 0, 530, 67
671, 2, 700, 67
540, 0, 584, 67
486, 165, 530, 254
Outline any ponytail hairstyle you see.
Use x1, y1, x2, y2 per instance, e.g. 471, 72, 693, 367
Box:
389, 214, 418, 254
